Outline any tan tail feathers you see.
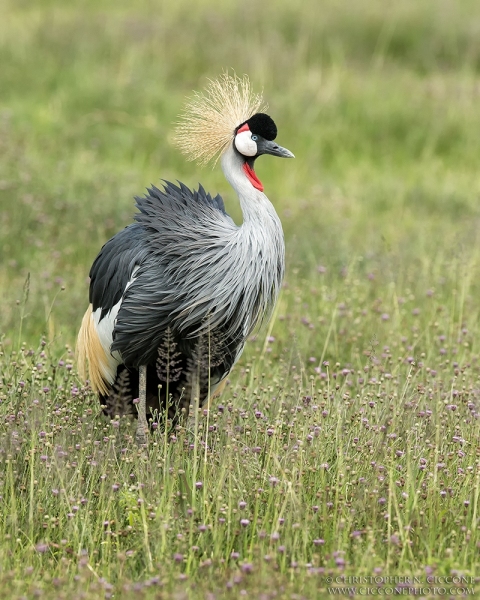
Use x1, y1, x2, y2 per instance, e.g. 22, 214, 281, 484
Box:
76, 304, 113, 396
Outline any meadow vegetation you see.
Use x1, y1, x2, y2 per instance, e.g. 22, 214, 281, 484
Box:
1, 0, 480, 597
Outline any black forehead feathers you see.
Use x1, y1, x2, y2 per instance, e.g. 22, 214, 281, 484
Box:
237, 113, 277, 141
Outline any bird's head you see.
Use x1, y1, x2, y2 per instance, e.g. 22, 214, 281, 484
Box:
233, 113, 294, 191
174, 73, 294, 193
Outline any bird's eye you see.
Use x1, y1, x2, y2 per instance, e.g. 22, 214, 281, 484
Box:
251, 135, 258, 141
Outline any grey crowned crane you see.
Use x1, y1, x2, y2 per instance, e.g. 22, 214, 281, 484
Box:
77, 73, 294, 444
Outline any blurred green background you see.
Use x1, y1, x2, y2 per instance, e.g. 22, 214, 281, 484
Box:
1, 0, 480, 350
1, 3, 480, 594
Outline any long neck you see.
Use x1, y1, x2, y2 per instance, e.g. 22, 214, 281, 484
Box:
220, 145, 280, 228
220, 144, 285, 331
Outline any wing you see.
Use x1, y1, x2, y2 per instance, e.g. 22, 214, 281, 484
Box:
89, 223, 149, 318
77, 224, 151, 392
111, 181, 238, 366
78, 180, 236, 388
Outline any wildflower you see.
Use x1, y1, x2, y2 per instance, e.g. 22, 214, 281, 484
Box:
390, 535, 400, 545
351, 531, 362, 538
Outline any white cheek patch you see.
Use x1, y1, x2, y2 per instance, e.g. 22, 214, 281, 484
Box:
235, 130, 257, 157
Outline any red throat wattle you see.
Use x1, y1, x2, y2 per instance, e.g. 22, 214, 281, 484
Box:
243, 163, 264, 192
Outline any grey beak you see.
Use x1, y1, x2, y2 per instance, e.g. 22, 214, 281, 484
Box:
259, 139, 295, 159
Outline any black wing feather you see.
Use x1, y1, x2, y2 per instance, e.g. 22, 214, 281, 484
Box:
89, 224, 149, 320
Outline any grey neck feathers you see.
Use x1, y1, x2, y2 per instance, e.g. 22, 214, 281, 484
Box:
221, 145, 278, 225
219, 145, 285, 334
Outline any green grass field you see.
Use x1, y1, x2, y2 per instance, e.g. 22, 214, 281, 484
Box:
1, 0, 480, 598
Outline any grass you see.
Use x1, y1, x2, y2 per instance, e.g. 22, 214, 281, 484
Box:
1, 0, 480, 597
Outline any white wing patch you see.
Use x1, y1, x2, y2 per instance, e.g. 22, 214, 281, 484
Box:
91, 266, 140, 383
92, 300, 122, 381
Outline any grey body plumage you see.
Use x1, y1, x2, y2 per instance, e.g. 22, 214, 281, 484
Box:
77, 74, 293, 441
115, 160, 284, 366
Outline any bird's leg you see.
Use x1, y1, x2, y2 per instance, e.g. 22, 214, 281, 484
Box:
136, 365, 148, 446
